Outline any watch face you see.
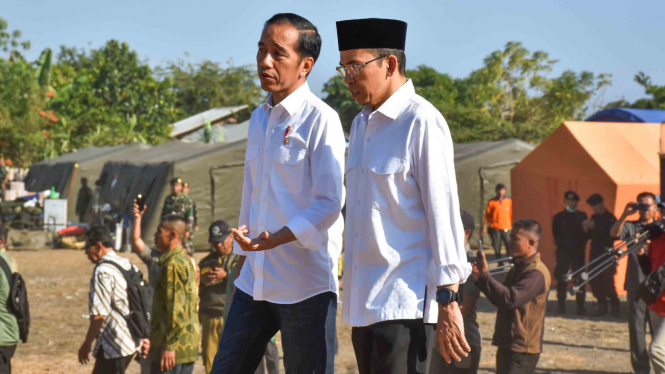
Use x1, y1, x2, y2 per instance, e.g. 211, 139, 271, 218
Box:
437, 289, 455, 304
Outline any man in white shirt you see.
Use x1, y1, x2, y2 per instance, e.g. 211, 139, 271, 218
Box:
79, 226, 149, 374
336, 18, 472, 374
210, 13, 346, 374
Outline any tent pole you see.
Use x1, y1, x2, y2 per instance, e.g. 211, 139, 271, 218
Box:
67, 163, 79, 211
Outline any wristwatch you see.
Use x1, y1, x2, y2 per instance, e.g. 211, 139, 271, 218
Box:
436, 288, 460, 305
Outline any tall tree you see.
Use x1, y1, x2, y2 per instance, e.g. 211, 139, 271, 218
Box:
606, 72, 665, 110
159, 59, 264, 119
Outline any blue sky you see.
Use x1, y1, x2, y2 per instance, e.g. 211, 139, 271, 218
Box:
4, 0, 664, 110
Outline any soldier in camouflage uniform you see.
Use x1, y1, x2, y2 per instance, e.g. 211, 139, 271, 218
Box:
150, 215, 200, 374
161, 178, 195, 256
182, 182, 198, 254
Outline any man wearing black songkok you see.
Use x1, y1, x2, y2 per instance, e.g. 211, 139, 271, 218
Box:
337, 18, 472, 374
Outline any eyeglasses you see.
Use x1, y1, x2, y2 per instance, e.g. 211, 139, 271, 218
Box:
336, 56, 385, 78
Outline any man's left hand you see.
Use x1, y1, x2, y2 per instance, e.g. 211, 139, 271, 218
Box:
437, 303, 471, 364
232, 229, 277, 252
161, 350, 176, 371
78, 341, 92, 364
139, 339, 150, 358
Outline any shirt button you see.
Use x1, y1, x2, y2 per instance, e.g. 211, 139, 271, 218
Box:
361, 169, 365, 174
367, 137, 371, 142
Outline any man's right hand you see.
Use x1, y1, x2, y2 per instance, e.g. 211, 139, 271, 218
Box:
133, 200, 147, 219
623, 202, 638, 218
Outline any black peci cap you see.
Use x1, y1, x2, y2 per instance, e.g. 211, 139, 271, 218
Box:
336, 18, 407, 52
586, 193, 604, 206
460, 210, 475, 235
208, 220, 231, 243
564, 190, 580, 201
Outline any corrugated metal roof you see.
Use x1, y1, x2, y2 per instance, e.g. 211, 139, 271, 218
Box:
169, 105, 249, 137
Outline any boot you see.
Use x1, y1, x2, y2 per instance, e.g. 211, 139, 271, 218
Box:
611, 301, 621, 319
577, 304, 587, 316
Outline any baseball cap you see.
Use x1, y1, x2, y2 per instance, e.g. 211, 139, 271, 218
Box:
460, 210, 475, 235
208, 220, 232, 243
564, 190, 580, 201
586, 193, 604, 206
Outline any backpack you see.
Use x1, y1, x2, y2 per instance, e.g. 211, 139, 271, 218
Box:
96, 260, 153, 340
0, 255, 30, 343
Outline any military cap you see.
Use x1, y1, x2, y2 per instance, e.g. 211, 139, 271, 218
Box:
209, 220, 231, 243
170, 177, 183, 185
564, 190, 580, 201
586, 193, 604, 206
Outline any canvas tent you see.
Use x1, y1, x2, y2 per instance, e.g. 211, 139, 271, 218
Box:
587, 108, 665, 123
511, 121, 661, 294
97, 138, 248, 251
453, 139, 535, 243
24, 144, 152, 225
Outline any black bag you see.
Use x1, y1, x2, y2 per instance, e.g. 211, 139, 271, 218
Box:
637, 265, 665, 305
0, 256, 30, 343
97, 261, 153, 339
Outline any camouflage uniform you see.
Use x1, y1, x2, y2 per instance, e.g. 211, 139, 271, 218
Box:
150, 246, 200, 365
161, 193, 195, 255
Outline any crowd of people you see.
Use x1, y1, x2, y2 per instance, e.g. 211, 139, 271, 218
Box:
1, 11, 664, 374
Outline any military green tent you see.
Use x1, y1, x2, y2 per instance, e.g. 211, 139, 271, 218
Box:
96, 128, 249, 251
24, 143, 151, 224
453, 138, 535, 244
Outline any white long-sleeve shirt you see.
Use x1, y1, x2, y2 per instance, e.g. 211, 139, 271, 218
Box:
233, 82, 346, 304
343, 80, 471, 326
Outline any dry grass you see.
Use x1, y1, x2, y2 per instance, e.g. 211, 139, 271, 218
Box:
8, 249, 635, 374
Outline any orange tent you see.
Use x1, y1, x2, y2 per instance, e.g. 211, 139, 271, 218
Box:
511, 121, 661, 295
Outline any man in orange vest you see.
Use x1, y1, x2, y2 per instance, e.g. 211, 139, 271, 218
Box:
482, 184, 512, 264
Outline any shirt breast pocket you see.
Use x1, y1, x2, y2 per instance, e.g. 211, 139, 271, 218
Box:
272, 146, 308, 193
368, 157, 405, 176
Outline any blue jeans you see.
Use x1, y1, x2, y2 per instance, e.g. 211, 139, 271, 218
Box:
210, 289, 337, 374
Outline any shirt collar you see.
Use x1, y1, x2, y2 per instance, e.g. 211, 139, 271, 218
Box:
369, 79, 415, 120
159, 246, 183, 263
264, 81, 311, 117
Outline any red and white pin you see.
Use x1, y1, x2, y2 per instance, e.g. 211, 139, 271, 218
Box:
283, 126, 292, 145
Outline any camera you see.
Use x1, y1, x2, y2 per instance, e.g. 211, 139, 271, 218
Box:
137, 194, 145, 211
631, 202, 651, 211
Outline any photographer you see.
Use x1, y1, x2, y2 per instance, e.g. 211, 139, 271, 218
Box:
610, 192, 659, 374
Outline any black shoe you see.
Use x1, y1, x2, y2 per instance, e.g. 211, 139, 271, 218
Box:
593, 305, 608, 317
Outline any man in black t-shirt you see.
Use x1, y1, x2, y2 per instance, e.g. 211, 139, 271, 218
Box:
583, 194, 619, 318
552, 190, 588, 315
610, 192, 659, 374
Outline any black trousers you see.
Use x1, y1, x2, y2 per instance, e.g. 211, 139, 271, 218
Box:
352, 319, 436, 374
589, 251, 619, 308
92, 351, 133, 374
0, 345, 16, 374
554, 249, 586, 309
496, 348, 540, 374
628, 291, 652, 374
429, 345, 481, 374
489, 228, 510, 261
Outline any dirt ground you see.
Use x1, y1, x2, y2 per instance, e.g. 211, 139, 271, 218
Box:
8, 249, 638, 374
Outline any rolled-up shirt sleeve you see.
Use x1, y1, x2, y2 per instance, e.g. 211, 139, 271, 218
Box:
414, 113, 472, 286
285, 110, 346, 250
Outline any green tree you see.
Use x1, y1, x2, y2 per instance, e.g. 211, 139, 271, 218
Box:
159, 59, 264, 119
606, 72, 665, 110
321, 75, 361, 133
49, 40, 177, 147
